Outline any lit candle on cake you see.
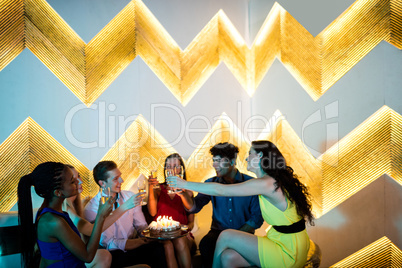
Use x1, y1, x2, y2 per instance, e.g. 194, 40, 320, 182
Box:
148, 215, 183, 238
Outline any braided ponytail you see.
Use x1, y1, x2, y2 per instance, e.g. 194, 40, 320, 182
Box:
17, 162, 66, 268
18, 174, 35, 268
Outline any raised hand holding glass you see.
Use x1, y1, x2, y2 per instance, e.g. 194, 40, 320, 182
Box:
137, 180, 147, 205
100, 186, 110, 204
149, 169, 160, 189
166, 166, 182, 194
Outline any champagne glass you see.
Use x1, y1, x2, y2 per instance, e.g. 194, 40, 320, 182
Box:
176, 166, 183, 193
149, 169, 160, 189
137, 180, 147, 205
166, 169, 175, 194
166, 166, 182, 194
100, 186, 110, 204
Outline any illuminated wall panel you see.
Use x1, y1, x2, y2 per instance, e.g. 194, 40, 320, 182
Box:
2, 106, 401, 216
321, 106, 402, 214
186, 113, 252, 184
0, 0, 24, 69
0, 118, 88, 212
331, 236, 402, 268
86, 1, 136, 106
1, 1, 401, 266
24, 0, 86, 102
390, 0, 402, 48
100, 115, 176, 195
1, 0, 401, 105
320, 0, 390, 92
257, 111, 323, 216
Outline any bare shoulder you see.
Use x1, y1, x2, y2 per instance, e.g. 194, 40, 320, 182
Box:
247, 176, 278, 196
37, 212, 68, 241
40, 212, 68, 229
246, 176, 275, 186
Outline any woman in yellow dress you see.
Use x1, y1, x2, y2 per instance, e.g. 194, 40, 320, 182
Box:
167, 140, 314, 268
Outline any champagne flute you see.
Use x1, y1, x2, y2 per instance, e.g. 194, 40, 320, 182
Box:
100, 186, 110, 204
149, 169, 160, 189
137, 180, 147, 205
166, 169, 175, 194
166, 166, 182, 194
176, 166, 183, 193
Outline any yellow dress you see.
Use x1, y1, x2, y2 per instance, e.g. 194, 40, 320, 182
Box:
258, 195, 310, 268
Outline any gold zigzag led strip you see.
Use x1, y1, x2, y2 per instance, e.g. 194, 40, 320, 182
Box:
321, 105, 402, 214
0, 113, 254, 211
0, 117, 90, 212
1, 106, 402, 216
100, 114, 176, 196
185, 113, 254, 183
331, 236, 402, 267
1, 0, 401, 106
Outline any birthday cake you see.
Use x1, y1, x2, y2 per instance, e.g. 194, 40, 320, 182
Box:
149, 216, 182, 238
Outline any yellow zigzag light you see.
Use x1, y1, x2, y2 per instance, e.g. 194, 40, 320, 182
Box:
1, 0, 401, 106
321, 105, 402, 214
1, 106, 402, 216
0, 113, 253, 211
0, 117, 90, 212
1, 106, 402, 215
0, 115, 178, 211
100, 114, 176, 195
101, 113, 254, 193
252, 106, 402, 217
331, 236, 402, 267
185, 113, 253, 183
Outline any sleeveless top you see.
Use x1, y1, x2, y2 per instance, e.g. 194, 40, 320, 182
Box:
155, 185, 189, 224
257, 195, 310, 268
36, 207, 86, 268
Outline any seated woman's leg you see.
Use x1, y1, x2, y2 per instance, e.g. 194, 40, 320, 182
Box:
212, 229, 260, 268
163, 240, 179, 268
85, 249, 112, 268
172, 236, 191, 268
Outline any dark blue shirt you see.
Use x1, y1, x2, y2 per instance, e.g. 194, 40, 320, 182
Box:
188, 171, 263, 231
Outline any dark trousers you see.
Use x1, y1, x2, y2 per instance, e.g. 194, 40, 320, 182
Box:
110, 241, 167, 268
199, 229, 223, 268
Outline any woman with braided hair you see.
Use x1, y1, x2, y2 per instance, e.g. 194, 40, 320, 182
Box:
18, 162, 114, 268
168, 141, 314, 268
63, 165, 146, 268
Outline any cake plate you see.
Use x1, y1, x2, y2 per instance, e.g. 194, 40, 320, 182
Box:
141, 225, 189, 240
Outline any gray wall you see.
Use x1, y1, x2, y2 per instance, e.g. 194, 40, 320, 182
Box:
1, 0, 401, 266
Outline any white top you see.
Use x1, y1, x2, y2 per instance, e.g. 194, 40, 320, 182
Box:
84, 190, 148, 251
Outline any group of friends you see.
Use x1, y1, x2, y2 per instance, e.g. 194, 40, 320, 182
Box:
17, 141, 314, 268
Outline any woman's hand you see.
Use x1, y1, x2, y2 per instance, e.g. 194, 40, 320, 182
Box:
148, 176, 159, 188
98, 196, 114, 219
176, 188, 192, 198
175, 189, 186, 196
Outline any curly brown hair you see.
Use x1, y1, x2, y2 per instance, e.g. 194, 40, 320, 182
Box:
251, 140, 314, 225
